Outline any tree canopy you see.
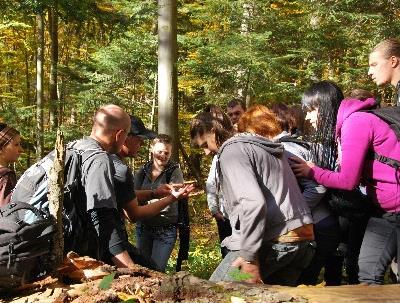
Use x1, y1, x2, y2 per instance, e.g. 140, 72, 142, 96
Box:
1, 0, 399, 170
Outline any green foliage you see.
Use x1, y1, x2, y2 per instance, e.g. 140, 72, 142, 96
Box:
98, 272, 116, 290
185, 241, 221, 279
228, 268, 254, 282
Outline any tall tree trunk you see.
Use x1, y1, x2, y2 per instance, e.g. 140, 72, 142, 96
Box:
36, 12, 45, 160
149, 73, 158, 160
237, 2, 252, 106
157, 0, 178, 161
49, 2, 59, 129
24, 50, 30, 106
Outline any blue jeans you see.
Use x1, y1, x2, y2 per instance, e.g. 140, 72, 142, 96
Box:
358, 217, 398, 285
136, 223, 177, 272
209, 240, 315, 286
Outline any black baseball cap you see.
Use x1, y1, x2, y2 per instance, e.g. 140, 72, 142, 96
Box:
129, 115, 157, 139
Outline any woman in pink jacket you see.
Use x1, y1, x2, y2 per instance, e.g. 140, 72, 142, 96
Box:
292, 89, 400, 284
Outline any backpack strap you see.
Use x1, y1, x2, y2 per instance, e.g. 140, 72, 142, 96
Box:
278, 135, 311, 150
371, 152, 400, 170
165, 162, 179, 184
0, 202, 47, 219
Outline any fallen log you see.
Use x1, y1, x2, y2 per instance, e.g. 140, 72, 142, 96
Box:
3, 254, 400, 303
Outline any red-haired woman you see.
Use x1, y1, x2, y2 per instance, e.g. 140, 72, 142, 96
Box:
241, 104, 340, 286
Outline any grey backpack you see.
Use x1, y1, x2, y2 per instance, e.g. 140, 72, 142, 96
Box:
0, 202, 55, 289
11, 142, 101, 259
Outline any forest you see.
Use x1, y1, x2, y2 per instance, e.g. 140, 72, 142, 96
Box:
2, 0, 400, 170
1, 0, 400, 302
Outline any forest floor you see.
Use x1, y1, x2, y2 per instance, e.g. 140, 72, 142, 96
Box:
2, 195, 400, 302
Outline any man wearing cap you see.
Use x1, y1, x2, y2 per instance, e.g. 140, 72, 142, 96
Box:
116, 115, 172, 201
110, 115, 193, 269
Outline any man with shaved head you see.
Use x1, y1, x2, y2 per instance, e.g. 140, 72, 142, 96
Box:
13, 104, 192, 270
91, 104, 131, 153
76, 105, 191, 268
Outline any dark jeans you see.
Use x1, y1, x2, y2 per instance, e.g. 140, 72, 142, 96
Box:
127, 244, 158, 270
102, 243, 157, 271
358, 216, 398, 285
344, 215, 370, 284
216, 218, 232, 258
210, 240, 315, 286
136, 223, 177, 272
298, 215, 340, 285
322, 214, 370, 285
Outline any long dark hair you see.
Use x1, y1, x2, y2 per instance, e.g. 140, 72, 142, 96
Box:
190, 111, 233, 148
302, 80, 344, 170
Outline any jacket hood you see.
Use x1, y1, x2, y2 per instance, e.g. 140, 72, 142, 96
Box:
335, 98, 377, 139
219, 133, 284, 157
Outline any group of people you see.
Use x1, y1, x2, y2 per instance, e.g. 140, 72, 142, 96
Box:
198, 38, 400, 286
0, 38, 399, 286
1, 107, 194, 273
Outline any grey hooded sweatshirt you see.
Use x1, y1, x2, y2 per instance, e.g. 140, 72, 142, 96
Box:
217, 134, 313, 262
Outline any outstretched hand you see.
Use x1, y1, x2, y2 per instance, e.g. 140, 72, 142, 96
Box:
154, 184, 173, 198
171, 184, 195, 200
290, 156, 315, 178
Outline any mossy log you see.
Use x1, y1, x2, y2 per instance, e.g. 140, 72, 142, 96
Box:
4, 266, 400, 303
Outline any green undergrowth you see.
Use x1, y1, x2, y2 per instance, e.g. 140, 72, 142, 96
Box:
128, 193, 223, 280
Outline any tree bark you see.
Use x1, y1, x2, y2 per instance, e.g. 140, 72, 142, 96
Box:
178, 141, 204, 190
148, 73, 158, 160
237, 2, 252, 106
48, 129, 65, 268
49, 2, 59, 130
36, 11, 45, 160
157, 0, 178, 161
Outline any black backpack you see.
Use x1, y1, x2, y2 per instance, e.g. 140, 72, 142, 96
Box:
0, 202, 55, 289
278, 135, 376, 219
364, 107, 400, 170
11, 142, 100, 258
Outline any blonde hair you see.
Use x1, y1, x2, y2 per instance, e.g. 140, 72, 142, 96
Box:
372, 38, 400, 59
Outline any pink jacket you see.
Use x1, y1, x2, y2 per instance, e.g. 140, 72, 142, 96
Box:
310, 98, 400, 213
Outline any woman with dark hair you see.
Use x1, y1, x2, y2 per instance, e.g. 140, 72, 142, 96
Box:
0, 123, 23, 206
294, 81, 345, 285
204, 105, 233, 258
300, 80, 343, 171
191, 111, 315, 285
292, 81, 400, 285
263, 103, 340, 286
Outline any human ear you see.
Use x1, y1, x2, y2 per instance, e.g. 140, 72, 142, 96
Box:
115, 129, 126, 143
391, 56, 399, 68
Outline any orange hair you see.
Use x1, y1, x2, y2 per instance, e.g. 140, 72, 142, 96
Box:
238, 104, 282, 139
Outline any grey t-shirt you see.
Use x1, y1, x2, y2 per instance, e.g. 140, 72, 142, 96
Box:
74, 137, 118, 211
110, 154, 136, 213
